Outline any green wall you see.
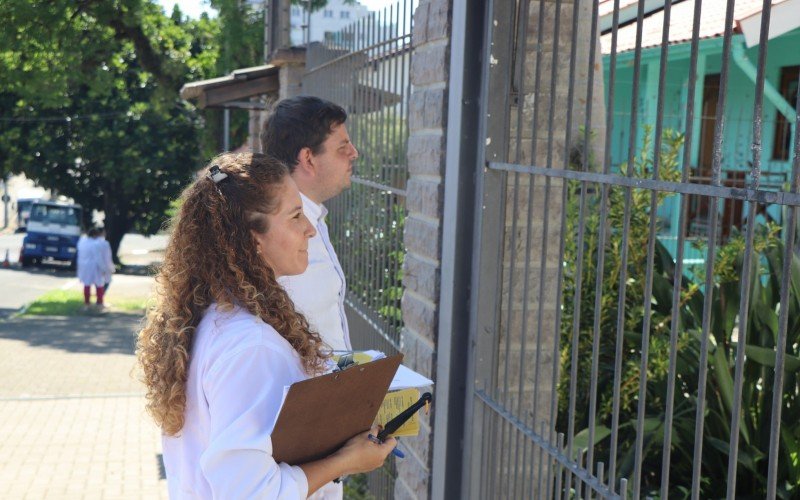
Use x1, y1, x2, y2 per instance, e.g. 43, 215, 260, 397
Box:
602, 29, 799, 263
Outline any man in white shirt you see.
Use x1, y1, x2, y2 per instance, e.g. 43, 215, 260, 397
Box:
261, 96, 358, 352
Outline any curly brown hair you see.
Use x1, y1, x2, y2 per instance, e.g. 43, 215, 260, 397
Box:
136, 152, 328, 436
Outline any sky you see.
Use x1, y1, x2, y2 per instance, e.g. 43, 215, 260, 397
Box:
155, 0, 399, 19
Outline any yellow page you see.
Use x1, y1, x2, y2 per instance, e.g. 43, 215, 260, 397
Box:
331, 352, 378, 365
374, 388, 420, 438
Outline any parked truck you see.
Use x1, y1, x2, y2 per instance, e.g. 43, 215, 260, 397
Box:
20, 201, 83, 268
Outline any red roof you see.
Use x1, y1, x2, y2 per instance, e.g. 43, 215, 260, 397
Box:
600, 0, 787, 54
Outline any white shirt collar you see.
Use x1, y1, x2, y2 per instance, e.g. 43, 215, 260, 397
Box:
299, 191, 327, 223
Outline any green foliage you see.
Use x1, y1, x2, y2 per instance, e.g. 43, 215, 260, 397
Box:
205, 0, 265, 153
332, 188, 405, 329
343, 473, 376, 500
0, 0, 222, 260
560, 126, 684, 428
559, 127, 800, 497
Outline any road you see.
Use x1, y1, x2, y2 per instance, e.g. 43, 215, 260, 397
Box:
0, 233, 167, 318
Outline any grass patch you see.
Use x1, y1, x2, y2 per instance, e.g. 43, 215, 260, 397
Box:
23, 289, 148, 316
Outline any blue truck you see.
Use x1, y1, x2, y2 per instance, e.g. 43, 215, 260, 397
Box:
20, 201, 83, 269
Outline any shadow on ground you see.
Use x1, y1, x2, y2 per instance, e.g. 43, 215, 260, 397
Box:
0, 307, 20, 320
118, 264, 158, 277
3, 264, 75, 277
0, 313, 142, 354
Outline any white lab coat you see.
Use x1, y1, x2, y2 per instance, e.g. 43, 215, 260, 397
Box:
161, 304, 343, 499
76, 236, 114, 287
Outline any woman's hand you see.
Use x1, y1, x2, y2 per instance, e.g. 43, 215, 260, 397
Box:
299, 425, 397, 495
331, 425, 397, 475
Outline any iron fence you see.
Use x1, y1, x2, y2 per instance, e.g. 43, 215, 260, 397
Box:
465, 0, 800, 499
302, 1, 415, 496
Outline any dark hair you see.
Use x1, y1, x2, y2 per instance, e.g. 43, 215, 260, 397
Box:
260, 96, 347, 172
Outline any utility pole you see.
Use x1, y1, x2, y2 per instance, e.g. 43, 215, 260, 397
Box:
263, 0, 270, 63
2, 174, 9, 229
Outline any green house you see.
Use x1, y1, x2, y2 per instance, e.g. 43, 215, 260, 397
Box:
600, 0, 799, 263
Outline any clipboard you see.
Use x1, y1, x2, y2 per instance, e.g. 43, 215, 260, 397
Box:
271, 353, 403, 464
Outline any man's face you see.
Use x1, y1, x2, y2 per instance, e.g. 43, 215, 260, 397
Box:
310, 123, 358, 202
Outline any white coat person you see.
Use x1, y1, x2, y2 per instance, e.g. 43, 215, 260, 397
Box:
77, 227, 115, 307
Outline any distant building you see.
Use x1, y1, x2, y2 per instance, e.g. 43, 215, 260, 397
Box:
290, 0, 370, 46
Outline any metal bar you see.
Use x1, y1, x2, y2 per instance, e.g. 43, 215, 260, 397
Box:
691, 1, 737, 497
766, 61, 800, 500
610, 2, 644, 488
613, 0, 647, 492
726, 1, 773, 497
523, 0, 549, 495
431, 0, 484, 495
549, 152, 570, 500
601, 0, 621, 492
376, 6, 389, 335
510, 0, 532, 495
543, 1, 566, 496
302, 34, 410, 75
632, 0, 673, 495
475, 389, 622, 499
461, 0, 513, 495
563, 0, 585, 496
555, 432, 565, 498
583, 1, 603, 484
488, 163, 800, 206
660, 0, 704, 495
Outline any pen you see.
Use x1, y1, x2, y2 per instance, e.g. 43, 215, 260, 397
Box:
368, 433, 405, 458
377, 392, 433, 442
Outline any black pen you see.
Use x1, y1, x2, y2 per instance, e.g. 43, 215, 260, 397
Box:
377, 392, 433, 442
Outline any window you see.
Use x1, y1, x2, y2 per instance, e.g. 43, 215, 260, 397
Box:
340, 11, 350, 19
324, 9, 334, 18
773, 65, 799, 161
29, 204, 80, 226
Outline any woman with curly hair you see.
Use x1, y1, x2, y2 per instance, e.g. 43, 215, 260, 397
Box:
137, 153, 395, 499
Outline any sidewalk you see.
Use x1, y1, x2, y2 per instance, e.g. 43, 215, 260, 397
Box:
0, 276, 167, 498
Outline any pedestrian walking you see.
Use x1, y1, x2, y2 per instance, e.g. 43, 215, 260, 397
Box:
136, 153, 395, 499
76, 227, 115, 310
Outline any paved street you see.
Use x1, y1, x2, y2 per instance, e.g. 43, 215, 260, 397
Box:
0, 237, 167, 499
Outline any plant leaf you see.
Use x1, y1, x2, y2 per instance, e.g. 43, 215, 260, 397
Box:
744, 345, 800, 373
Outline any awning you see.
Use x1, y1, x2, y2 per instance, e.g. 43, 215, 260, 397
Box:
180, 64, 280, 109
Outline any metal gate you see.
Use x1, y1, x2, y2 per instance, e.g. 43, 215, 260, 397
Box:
465, 0, 800, 498
301, 1, 415, 497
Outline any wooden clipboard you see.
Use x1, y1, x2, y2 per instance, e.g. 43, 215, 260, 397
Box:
271, 353, 403, 464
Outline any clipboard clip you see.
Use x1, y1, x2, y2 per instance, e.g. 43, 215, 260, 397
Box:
376, 392, 433, 442
333, 353, 356, 372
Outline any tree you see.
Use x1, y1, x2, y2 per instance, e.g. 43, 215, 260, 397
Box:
0, 0, 220, 262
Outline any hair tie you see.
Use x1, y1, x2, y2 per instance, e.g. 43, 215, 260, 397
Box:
207, 165, 228, 184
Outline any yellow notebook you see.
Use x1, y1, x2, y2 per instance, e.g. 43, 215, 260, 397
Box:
374, 388, 421, 437
331, 351, 432, 439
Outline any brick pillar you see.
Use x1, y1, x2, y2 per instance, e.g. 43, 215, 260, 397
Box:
278, 64, 304, 99
398, 0, 451, 498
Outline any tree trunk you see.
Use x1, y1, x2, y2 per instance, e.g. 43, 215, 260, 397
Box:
103, 188, 129, 265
